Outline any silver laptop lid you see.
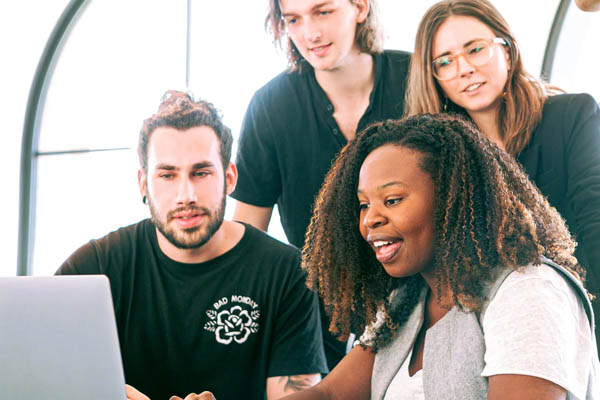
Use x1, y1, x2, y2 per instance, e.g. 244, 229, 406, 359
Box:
0, 275, 127, 400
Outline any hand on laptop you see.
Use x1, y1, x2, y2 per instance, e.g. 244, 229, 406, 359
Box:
170, 392, 216, 400
125, 384, 150, 400
125, 384, 215, 400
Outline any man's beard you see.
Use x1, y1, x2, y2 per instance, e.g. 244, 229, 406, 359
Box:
149, 194, 226, 250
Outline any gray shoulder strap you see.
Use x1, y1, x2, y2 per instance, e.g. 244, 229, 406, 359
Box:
479, 267, 513, 323
539, 256, 596, 333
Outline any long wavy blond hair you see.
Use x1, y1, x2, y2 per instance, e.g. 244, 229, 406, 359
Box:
405, 0, 553, 155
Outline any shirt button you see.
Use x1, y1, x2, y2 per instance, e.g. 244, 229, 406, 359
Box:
332, 128, 338, 135
327, 104, 333, 111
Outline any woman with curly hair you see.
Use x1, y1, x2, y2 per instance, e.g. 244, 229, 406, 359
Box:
404, 0, 600, 344
270, 114, 598, 400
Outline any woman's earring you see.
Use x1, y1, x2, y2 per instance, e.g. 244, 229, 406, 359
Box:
443, 98, 448, 112
142, 195, 147, 205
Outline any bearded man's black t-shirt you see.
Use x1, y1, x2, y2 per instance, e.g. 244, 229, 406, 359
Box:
57, 220, 327, 400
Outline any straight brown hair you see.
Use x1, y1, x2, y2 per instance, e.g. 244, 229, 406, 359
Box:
405, 0, 553, 155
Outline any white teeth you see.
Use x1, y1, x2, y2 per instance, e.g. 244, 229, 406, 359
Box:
465, 83, 482, 92
373, 240, 392, 248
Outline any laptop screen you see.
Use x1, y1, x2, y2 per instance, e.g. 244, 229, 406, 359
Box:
0, 275, 127, 400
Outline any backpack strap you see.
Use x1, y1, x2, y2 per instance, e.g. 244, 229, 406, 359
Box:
539, 256, 596, 334
478, 266, 513, 324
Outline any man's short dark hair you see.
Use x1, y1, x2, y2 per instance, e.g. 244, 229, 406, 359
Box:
138, 90, 233, 172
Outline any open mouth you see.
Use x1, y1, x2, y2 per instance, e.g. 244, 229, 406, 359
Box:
371, 239, 403, 264
463, 82, 484, 93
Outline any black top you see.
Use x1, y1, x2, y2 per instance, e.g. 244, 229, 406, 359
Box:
232, 50, 411, 370
517, 93, 600, 343
57, 221, 327, 400
232, 50, 411, 249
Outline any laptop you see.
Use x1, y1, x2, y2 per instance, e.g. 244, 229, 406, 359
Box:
0, 275, 127, 400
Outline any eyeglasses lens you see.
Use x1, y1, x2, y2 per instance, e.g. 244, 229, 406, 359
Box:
433, 40, 494, 80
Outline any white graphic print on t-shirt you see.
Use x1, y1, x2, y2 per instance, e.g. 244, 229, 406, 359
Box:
203, 295, 260, 344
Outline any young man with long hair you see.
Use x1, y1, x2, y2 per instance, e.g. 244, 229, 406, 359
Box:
231, 0, 411, 369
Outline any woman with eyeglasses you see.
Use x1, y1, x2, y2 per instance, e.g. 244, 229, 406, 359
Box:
405, 0, 600, 348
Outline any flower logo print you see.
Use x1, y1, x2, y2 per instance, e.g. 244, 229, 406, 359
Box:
204, 305, 260, 345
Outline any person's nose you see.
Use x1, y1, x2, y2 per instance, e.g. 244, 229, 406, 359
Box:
362, 203, 387, 230
457, 53, 475, 78
304, 17, 322, 43
176, 177, 197, 205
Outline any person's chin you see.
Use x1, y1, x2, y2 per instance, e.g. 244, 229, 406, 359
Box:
383, 267, 415, 279
307, 51, 338, 71
381, 260, 414, 279
173, 233, 207, 249
309, 58, 333, 72
458, 91, 503, 113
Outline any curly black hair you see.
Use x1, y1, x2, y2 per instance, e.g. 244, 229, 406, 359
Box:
302, 113, 583, 351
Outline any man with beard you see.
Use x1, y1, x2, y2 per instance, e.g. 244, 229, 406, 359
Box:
56, 91, 327, 400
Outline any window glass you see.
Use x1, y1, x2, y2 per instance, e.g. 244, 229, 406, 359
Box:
1, 0, 70, 276
550, 4, 600, 100
188, 1, 288, 142
39, 0, 187, 152
32, 0, 186, 275
187, 1, 289, 241
34, 150, 148, 276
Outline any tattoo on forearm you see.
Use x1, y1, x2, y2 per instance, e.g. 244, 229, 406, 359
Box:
279, 375, 315, 392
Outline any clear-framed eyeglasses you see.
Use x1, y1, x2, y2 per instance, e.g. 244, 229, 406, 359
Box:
432, 37, 508, 81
